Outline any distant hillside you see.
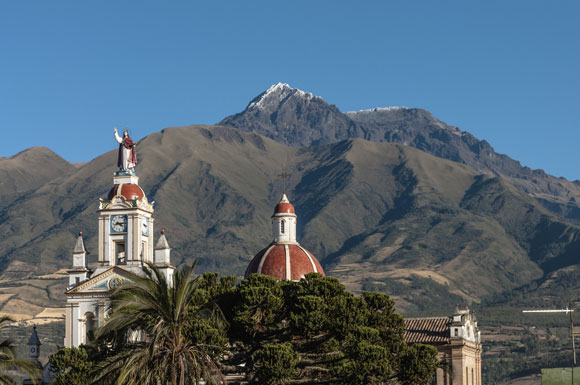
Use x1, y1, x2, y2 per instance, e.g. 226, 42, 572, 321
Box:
0, 147, 75, 209
221, 83, 580, 220
2, 125, 580, 316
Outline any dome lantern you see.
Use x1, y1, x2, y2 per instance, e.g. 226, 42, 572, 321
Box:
245, 193, 324, 281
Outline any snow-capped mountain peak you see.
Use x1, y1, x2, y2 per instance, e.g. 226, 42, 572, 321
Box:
246, 83, 318, 111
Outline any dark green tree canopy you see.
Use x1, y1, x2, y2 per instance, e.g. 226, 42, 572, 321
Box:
49, 267, 438, 385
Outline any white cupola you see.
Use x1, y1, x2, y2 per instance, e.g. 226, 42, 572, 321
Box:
272, 193, 297, 244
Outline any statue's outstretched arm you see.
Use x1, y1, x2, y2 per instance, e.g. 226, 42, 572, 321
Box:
114, 127, 122, 144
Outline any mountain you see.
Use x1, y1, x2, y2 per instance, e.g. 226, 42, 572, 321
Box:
221, 83, 580, 220
0, 147, 76, 209
2, 125, 580, 318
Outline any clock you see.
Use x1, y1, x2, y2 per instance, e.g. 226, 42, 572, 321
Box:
141, 218, 149, 235
108, 277, 122, 289
110, 215, 127, 233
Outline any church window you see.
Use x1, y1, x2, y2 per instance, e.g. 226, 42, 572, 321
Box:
83, 312, 96, 344
75, 277, 80, 284
115, 242, 126, 265
280, 220, 286, 234
454, 328, 458, 337
141, 241, 147, 261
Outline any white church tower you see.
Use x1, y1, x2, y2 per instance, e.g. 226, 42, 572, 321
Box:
64, 130, 175, 348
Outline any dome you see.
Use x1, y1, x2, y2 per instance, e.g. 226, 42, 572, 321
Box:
245, 243, 324, 281
107, 183, 145, 201
273, 193, 295, 215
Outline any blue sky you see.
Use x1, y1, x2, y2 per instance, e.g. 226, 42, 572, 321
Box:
1, 1, 579, 179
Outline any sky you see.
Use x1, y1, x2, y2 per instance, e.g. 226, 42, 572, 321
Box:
1, 1, 579, 179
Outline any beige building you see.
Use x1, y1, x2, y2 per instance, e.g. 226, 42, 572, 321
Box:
405, 306, 482, 385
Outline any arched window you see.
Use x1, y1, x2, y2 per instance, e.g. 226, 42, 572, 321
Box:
83, 312, 96, 344
280, 220, 286, 234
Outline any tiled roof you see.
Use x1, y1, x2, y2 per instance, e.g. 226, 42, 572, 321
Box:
404, 317, 451, 344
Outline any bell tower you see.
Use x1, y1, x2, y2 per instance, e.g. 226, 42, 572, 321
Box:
65, 130, 175, 348
97, 172, 154, 267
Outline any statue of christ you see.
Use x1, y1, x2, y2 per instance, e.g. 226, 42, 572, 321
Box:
114, 127, 137, 172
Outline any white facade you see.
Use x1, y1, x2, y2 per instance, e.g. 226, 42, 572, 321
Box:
272, 193, 297, 244
64, 172, 175, 348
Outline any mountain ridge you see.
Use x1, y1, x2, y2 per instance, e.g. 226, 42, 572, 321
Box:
220, 83, 580, 220
2, 125, 580, 316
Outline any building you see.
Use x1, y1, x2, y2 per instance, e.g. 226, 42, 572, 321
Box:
243, 195, 482, 385
61, 138, 481, 383
23, 326, 55, 385
405, 306, 482, 385
245, 193, 324, 280
63, 170, 175, 348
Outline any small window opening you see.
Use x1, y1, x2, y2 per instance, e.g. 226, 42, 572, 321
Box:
280, 220, 286, 234
115, 242, 126, 265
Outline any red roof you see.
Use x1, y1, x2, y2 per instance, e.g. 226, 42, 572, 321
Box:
404, 317, 451, 344
245, 243, 324, 281
274, 202, 295, 215
107, 183, 145, 201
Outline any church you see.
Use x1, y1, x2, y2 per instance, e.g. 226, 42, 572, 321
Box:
64, 131, 174, 347
62, 132, 481, 384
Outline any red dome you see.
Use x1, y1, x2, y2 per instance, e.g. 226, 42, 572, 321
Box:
245, 244, 325, 281
107, 183, 145, 201
274, 202, 295, 215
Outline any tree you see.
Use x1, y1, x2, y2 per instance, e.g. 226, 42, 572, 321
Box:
220, 273, 440, 384
50, 269, 439, 384
0, 316, 40, 385
92, 263, 228, 385
49, 347, 95, 385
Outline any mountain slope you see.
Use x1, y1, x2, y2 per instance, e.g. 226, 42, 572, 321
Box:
0, 147, 76, 209
2, 125, 580, 315
221, 83, 580, 219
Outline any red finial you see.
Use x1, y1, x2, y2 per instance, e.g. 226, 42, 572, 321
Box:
161, 228, 165, 235
79, 230, 83, 237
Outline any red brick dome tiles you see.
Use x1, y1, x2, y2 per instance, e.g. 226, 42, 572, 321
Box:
274, 202, 295, 215
107, 183, 145, 201
245, 243, 325, 281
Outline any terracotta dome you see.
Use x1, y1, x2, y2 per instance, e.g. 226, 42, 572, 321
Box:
274, 202, 295, 215
245, 243, 324, 281
107, 183, 145, 201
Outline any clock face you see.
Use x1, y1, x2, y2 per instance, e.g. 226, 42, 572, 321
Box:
141, 218, 149, 235
109, 277, 122, 289
110, 215, 127, 233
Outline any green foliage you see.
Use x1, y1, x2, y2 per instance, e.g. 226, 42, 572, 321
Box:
221, 272, 438, 384
92, 262, 227, 385
49, 347, 95, 385
398, 344, 440, 385
252, 343, 297, 385
50, 270, 439, 385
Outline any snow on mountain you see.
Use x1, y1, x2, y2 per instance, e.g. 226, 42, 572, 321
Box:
246, 83, 319, 111
345, 107, 409, 114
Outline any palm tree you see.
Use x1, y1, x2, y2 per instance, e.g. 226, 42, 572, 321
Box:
93, 262, 227, 385
0, 317, 41, 385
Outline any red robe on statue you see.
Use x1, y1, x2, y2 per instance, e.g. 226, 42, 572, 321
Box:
117, 136, 137, 169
